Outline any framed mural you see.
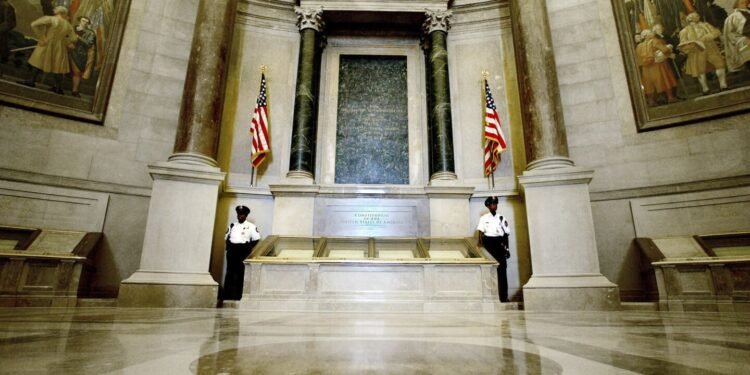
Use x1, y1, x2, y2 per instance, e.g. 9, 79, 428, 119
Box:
612, 0, 750, 131
0, 0, 130, 123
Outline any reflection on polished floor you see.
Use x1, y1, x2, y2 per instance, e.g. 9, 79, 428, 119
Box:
0, 308, 748, 374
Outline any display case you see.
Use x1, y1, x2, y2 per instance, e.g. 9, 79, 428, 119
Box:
0, 226, 100, 307
241, 236, 508, 313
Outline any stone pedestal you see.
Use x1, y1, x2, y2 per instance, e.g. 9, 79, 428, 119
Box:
426, 186, 473, 237
269, 184, 319, 236
519, 167, 619, 310
118, 162, 225, 308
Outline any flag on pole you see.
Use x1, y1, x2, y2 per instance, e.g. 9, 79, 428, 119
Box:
483, 79, 507, 176
251, 73, 271, 168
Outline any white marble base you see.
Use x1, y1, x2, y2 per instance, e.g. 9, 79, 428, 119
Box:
518, 167, 620, 310
523, 274, 620, 311
118, 271, 218, 308
118, 162, 224, 307
239, 261, 508, 312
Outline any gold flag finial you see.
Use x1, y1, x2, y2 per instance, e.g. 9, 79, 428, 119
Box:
481, 69, 489, 80
260, 65, 268, 74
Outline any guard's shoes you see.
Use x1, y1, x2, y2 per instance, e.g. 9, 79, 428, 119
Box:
17, 80, 35, 87
71, 91, 81, 98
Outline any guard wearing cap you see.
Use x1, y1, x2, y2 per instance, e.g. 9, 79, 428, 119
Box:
222, 205, 261, 300
476, 196, 511, 302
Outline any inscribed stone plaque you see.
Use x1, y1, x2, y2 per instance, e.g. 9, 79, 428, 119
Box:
327, 206, 417, 237
335, 55, 409, 184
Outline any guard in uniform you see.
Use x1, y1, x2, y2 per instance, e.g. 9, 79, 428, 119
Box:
222, 205, 261, 300
476, 196, 511, 302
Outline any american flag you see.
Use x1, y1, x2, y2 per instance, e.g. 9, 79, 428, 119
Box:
483, 79, 507, 176
251, 73, 271, 168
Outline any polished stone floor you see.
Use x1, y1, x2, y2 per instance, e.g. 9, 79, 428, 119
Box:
0, 308, 748, 374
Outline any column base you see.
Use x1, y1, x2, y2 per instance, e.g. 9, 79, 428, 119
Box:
526, 156, 574, 171
430, 171, 458, 182
118, 271, 218, 308
523, 274, 620, 311
167, 152, 218, 167
286, 170, 314, 184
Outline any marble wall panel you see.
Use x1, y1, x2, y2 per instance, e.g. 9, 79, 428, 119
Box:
260, 265, 309, 293
219, 24, 298, 188
433, 266, 482, 296
630, 186, 750, 238
313, 197, 429, 237
318, 265, 423, 294
0, 180, 109, 232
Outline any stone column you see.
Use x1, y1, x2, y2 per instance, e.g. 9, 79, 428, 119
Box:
423, 10, 457, 182
119, 0, 237, 308
287, 7, 325, 183
511, 0, 619, 310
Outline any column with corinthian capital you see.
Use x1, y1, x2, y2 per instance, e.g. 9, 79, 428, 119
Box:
510, 0, 619, 310
423, 10, 457, 183
287, 7, 325, 182
119, 0, 237, 308
269, 7, 325, 236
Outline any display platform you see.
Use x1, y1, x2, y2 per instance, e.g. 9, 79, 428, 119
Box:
240, 236, 514, 312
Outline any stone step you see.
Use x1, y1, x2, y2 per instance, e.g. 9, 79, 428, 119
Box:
77, 298, 118, 308
620, 302, 658, 311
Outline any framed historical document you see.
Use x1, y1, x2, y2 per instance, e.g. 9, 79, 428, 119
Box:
0, 0, 131, 123
612, 0, 750, 131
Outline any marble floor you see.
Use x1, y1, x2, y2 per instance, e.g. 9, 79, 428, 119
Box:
0, 307, 748, 374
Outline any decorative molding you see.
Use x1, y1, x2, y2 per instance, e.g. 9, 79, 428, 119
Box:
299, 0, 448, 12
0, 168, 151, 197
0, 180, 110, 232
590, 175, 750, 202
423, 9, 453, 34
517, 167, 594, 188
148, 162, 225, 185
630, 185, 750, 238
295, 6, 325, 32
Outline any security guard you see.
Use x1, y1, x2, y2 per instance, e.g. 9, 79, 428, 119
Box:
222, 205, 261, 300
476, 196, 511, 302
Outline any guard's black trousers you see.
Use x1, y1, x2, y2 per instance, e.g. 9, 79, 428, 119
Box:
223, 242, 253, 300
482, 235, 509, 302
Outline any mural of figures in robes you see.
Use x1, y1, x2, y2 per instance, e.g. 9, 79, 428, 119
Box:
0, 0, 129, 123
615, 0, 750, 130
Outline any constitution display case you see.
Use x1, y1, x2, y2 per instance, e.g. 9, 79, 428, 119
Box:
241, 236, 509, 312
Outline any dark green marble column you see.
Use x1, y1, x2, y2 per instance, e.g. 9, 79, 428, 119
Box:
288, 7, 325, 180
170, 0, 237, 167
423, 10, 457, 181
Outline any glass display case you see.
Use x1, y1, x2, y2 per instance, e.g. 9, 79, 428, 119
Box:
240, 235, 504, 313
249, 236, 490, 263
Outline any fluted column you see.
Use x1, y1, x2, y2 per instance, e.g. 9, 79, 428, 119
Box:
510, 0, 574, 170
287, 7, 325, 181
169, 0, 238, 167
423, 10, 457, 181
